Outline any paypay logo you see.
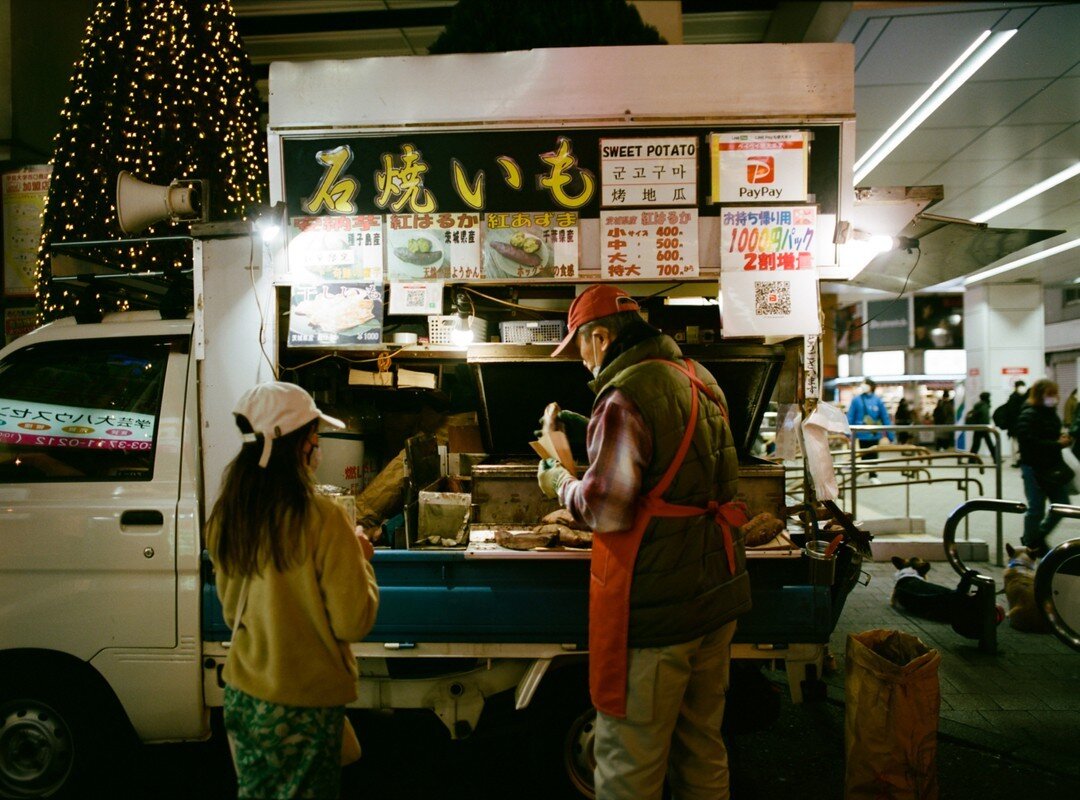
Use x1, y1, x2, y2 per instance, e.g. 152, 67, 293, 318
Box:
746, 156, 774, 184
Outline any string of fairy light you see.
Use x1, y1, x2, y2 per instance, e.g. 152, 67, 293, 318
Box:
35, 0, 266, 320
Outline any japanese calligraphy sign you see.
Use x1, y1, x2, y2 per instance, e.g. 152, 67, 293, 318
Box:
386, 213, 482, 282
600, 137, 697, 207
288, 283, 383, 347
804, 334, 820, 400
0, 398, 155, 450
601, 209, 699, 280
720, 206, 816, 272
484, 212, 579, 280
286, 214, 384, 283
3, 165, 51, 297
710, 131, 809, 203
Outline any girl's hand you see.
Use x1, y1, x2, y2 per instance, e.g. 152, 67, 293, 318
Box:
356, 529, 374, 560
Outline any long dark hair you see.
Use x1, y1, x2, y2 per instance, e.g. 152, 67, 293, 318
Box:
209, 417, 317, 577
1027, 379, 1057, 407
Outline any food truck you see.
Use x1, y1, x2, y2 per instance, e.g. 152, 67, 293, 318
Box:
0, 45, 860, 798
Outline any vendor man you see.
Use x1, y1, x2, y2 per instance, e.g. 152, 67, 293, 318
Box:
537, 284, 750, 800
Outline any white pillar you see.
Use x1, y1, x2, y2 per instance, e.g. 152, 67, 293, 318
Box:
964, 282, 1045, 401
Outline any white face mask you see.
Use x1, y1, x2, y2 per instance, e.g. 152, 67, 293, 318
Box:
584, 333, 605, 379
1044, 396, 1058, 408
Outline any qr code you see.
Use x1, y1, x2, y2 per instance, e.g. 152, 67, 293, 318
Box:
754, 281, 791, 316
405, 288, 427, 308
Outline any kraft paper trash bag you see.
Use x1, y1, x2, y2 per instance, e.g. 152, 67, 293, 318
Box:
802, 401, 850, 501
845, 630, 941, 800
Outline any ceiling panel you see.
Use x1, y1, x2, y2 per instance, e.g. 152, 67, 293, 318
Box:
868, 127, 984, 167
997, 76, 1080, 125
851, 9, 1006, 86
918, 78, 1051, 129
975, 4, 1080, 81
945, 123, 1071, 161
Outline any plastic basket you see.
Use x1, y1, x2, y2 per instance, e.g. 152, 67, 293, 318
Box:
498, 319, 568, 344
427, 315, 488, 345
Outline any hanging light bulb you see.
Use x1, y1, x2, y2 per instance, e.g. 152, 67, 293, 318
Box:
450, 293, 475, 346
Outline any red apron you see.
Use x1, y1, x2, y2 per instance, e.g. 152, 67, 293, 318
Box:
588, 358, 749, 718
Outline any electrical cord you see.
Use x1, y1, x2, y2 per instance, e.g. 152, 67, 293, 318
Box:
833, 247, 923, 337
247, 235, 278, 379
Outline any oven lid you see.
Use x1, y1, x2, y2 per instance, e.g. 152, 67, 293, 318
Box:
468, 341, 785, 457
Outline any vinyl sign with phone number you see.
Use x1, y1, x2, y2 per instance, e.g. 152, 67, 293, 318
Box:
0, 399, 155, 449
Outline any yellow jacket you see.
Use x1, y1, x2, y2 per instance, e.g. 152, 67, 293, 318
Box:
210, 495, 379, 707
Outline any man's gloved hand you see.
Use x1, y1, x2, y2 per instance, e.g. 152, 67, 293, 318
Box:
534, 409, 590, 451
537, 457, 571, 499
556, 410, 589, 444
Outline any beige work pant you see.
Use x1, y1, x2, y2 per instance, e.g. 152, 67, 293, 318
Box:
594, 620, 737, 800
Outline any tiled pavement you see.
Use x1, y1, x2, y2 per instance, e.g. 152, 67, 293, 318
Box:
777, 453, 1080, 786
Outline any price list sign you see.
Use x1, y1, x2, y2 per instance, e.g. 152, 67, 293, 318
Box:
601, 209, 699, 280
286, 215, 384, 283
720, 206, 816, 271
386, 213, 482, 282
600, 137, 697, 207
484, 211, 579, 280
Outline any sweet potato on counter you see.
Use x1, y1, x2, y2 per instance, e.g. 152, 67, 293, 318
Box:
494, 520, 593, 550
741, 512, 786, 547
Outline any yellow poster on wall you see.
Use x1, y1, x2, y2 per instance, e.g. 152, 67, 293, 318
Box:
2, 165, 52, 297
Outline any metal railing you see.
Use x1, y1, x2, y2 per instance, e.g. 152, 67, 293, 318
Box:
840, 424, 1007, 563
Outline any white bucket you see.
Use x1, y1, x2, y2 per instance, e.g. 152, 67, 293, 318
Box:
316, 432, 366, 494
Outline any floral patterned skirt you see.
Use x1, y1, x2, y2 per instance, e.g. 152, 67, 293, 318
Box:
224, 685, 344, 799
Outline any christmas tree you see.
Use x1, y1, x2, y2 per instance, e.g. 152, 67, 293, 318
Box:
36, 0, 266, 320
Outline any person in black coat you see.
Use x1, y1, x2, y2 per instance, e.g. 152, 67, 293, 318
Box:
894, 397, 914, 445
1004, 380, 1028, 466
966, 391, 997, 461
1015, 379, 1074, 554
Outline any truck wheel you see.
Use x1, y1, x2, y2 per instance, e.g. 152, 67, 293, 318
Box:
559, 704, 597, 799
0, 675, 119, 799
528, 667, 596, 799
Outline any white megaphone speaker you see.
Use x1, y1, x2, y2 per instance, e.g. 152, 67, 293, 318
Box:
116, 170, 206, 234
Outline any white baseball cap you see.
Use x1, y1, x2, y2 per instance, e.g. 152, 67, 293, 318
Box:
233, 381, 344, 467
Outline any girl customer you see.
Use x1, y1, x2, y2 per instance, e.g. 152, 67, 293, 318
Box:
208, 381, 379, 799
1015, 379, 1075, 554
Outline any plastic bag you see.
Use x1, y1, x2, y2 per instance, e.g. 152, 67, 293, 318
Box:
802, 402, 850, 501
845, 630, 940, 799
773, 403, 803, 461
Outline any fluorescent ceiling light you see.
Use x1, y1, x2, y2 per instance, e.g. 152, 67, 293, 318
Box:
971, 162, 1080, 223
964, 237, 1080, 285
853, 29, 1016, 185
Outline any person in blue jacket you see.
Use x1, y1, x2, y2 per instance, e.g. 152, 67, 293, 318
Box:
847, 379, 894, 481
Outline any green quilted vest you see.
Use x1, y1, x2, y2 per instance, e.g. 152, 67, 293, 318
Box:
593, 334, 751, 647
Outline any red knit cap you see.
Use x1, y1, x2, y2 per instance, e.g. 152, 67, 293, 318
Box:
552, 284, 641, 357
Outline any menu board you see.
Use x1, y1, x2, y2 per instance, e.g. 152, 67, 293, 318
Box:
720, 206, 819, 337
386, 213, 481, 282
720, 206, 816, 271
600, 136, 697, 207
288, 282, 383, 347
600, 209, 699, 280
484, 212, 579, 280
286, 214, 384, 283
